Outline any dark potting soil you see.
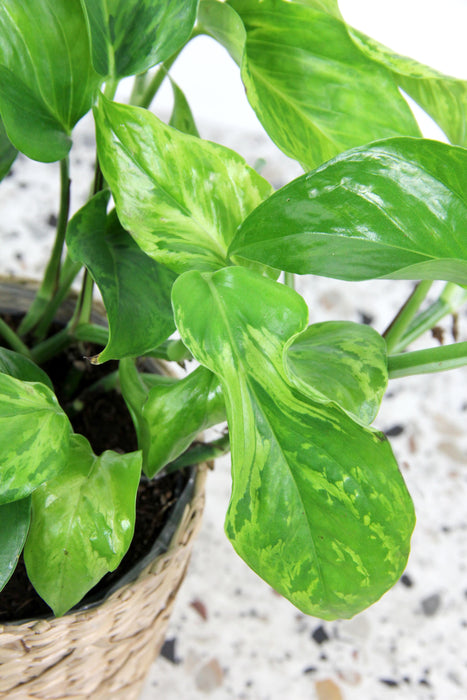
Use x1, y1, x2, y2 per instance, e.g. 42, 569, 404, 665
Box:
0, 314, 189, 622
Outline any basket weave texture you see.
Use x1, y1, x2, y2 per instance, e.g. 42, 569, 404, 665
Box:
0, 467, 206, 700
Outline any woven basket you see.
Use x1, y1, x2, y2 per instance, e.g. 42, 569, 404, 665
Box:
0, 279, 207, 698
0, 466, 207, 700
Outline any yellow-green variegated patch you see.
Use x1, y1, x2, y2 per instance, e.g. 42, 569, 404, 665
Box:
0, 374, 71, 504
172, 266, 415, 619
284, 321, 388, 425
94, 96, 274, 274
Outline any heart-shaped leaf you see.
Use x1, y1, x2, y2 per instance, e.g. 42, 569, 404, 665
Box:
284, 321, 388, 425
24, 434, 141, 616
81, 0, 198, 78
0, 0, 100, 162
0, 497, 31, 592
230, 138, 467, 285
66, 192, 176, 362
94, 95, 273, 273
0, 374, 71, 504
172, 266, 415, 619
228, 0, 420, 169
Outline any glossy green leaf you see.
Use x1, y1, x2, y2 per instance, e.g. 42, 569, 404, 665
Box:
0, 374, 71, 504
0, 497, 31, 592
169, 76, 200, 137
172, 266, 415, 619
0, 347, 53, 389
81, 0, 198, 78
229, 0, 420, 169
0, 118, 16, 181
284, 321, 388, 425
0, 0, 100, 162
24, 434, 141, 616
120, 360, 225, 476
348, 28, 467, 147
143, 366, 225, 476
66, 192, 176, 362
198, 0, 246, 65
94, 95, 273, 274
231, 138, 467, 285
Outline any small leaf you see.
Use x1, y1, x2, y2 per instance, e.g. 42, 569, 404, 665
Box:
229, 0, 420, 169
172, 267, 415, 619
142, 366, 225, 476
0, 497, 31, 592
0, 374, 71, 504
0, 0, 100, 162
81, 0, 199, 79
0, 347, 53, 389
120, 360, 225, 476
284, 321, 388, 425
94, 95, 273, 274
198, 0, 246, 66
66, 192, 176, 362
348, 28, 467, 147
169, 76, 200, 137
24, 434, 141, 616
0, 117, 17, 181
230, 138, 467, 285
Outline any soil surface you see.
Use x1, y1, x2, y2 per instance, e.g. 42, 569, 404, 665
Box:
0, 314, 189, 623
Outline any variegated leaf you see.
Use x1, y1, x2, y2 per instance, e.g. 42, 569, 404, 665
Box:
284, 321, 388, 425
94, 95, 274, 273
0, 374, 71, 504
172, 266, 415, 619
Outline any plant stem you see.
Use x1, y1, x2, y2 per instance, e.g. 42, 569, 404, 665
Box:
74, 323, 109, 346
30, 328, 71, 365
164, 433, 230, 472
284, 271, 295, 290
0, 317, 33, 358
18, 158, 71, 336
388, 342, 467, 379
69, 269, 94, 332
392, 283, 467, 353
33, 256, 82, 340
383, 281, 433, 353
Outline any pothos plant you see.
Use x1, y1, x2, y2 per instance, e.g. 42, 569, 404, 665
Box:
0, 0, 466, 620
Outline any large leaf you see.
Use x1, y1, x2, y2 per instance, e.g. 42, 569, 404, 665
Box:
66, 192, 176, 363
81, 0, 198, 79
348, 28, 467, 148
0, 497, 31, 592
230, 138, 467, 285
228, 0, 420, 169
0, 374, 71, 504
284, 321, 388, 425
0, 0, 100, 162
94, 95, 274, 274
24, 434, 141, 616
0, 347, 53, 389
0, 117, 16, 181
172, 266, 415, 619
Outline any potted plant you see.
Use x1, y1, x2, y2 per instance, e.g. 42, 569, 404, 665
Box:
0, 0, 466, 697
